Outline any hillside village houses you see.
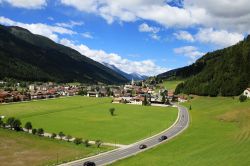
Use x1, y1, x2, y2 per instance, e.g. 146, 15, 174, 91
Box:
0, 78, 187, 105
243, 88, 250, 98
111, 79, 182, 105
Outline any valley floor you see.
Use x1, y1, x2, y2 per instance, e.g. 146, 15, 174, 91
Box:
112, 97, 250, 166
0, 96, 177, 144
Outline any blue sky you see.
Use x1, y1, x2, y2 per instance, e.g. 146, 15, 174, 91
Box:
0, 0, 249, 76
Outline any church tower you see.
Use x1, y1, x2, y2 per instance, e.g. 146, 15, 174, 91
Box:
131, 78, 134, 85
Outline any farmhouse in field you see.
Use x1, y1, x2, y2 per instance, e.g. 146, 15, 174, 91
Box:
243, 88, 250, 98
87, 91, 101, 97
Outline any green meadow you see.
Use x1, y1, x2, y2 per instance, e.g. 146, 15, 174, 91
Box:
156, 80, 183, 92
112, 97, 250, 166
0, 96, 177, 144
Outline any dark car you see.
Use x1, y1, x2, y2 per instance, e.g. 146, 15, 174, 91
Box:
83, 161, 96, 166
158, 135, 168, 142
139, 144, 147, 149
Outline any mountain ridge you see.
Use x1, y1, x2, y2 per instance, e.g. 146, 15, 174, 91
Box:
0, 24, 128, 84
103, 62, 148, 81
158, 35, 250, 96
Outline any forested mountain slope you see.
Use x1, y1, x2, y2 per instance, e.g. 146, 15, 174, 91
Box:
159, 36, 250, 96
0, 25, 128, 84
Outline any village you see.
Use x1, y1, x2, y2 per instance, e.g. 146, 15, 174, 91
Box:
0, 79, 188, 105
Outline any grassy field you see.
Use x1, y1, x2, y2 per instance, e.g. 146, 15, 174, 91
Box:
156, 80, 183, 92
112, 97, 250, 166
0, 128, 112, 166
0, 96, 177, 144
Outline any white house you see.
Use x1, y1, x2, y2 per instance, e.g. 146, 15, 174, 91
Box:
29, 85, 35, 91
87, 91, 100, 97
243, 88, 250, 98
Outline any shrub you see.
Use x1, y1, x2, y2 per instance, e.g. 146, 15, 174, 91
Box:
24, 122, 32, 132
51, 133, 57, 139
95, 140, 102, 148
6, 117, 15, 129
32, 128, 37, 135
0, 117, 3, 127
58, 131, 65, 140
13, 119, 22, 131
109, 108, 115, 116
73, 138, 82, 145
84, 139, 90, 147
37, 128, 44, 136
66, 135, 72, 142
239, 95, 247, 102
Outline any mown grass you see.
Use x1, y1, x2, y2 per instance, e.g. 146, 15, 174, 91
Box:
112, 97, 250, 166
0, 96, 177, 144
0, 128, 112, 166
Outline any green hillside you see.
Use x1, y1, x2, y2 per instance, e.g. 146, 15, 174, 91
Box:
158, 36, 250, 96
0, 25, 128, 84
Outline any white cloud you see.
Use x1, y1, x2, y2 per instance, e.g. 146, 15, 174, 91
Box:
82, 32, 93, 39
185, 0, 250, 19
174, 31, 194, 42
174, 46, 204, 62
139, 23, 160, 33
0, 0, 47, 9
60, 0, 99, 13
184, 0, 250, 33
60, 0, 250, 34
60, 0, 196, 27
174, 28, 244, 48
195, 28, 244, 47
139, 23, 161, 40
150, 33, 161, 40
60, 38, 167, 76
55, 21, 84, 28
0, 16, 76, 42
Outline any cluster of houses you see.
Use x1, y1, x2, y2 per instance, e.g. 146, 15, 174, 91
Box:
111, 79, 186, 105
0, 91, 29, 103
0, 79, 186, 105
0, 83, 79, 103
6, 80, 250, 105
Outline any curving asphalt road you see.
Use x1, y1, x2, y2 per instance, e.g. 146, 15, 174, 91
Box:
60, 105, 189, 166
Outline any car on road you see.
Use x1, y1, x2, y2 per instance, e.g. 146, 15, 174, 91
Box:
83, 161, 96, 166
139, 144, 147, 149
158, 135, 168, 142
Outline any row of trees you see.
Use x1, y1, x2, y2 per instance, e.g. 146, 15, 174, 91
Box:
2, 117, 22, 131
0, 117, 103, 148
0, 117, 45, 135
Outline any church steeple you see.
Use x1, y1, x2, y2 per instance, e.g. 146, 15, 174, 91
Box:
131, 78, 134, 85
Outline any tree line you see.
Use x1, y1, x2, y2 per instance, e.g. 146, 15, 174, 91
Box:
0, 117, 103, 148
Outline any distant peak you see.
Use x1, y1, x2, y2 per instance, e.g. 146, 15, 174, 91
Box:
9, 26, 31, 33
